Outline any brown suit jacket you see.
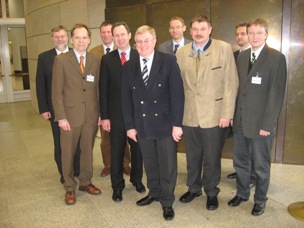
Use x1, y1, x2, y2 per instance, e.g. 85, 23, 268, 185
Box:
89, 44, 117, 60
52, 50, 100, 127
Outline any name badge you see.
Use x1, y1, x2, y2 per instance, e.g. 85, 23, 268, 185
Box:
86, 74, 94, 82
251, 72, 262, 84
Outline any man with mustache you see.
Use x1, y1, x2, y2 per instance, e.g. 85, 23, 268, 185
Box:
176, 15, 238, 210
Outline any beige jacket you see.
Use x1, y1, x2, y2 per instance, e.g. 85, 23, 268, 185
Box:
176, 39, 239, 128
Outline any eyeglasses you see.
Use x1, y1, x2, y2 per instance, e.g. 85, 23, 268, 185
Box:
136, 39, 154, 45
53, 35, 67, 40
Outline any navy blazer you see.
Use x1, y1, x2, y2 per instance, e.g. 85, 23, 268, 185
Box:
233, 45, 287, 138
122, 51, 184, 140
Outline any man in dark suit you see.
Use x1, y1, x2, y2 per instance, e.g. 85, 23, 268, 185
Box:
158, 16, 191, 55
122, 25, 184, 220
52, 24, 101, 205
228, 18, 287, 216
227, 22, 252, 180
99, 22, 145, 202
90, 21, 131, 177
36, 25, 80, 184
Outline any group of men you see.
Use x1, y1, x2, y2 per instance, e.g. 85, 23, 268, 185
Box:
36, 14, 287, 221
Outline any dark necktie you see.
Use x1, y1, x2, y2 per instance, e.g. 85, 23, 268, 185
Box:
142, 58, 149, 86
106, 47, 110, 54
248, 52, 256, 73
121, 52, 127, 65
80, 56, 85, 74
173, 44, 180, 55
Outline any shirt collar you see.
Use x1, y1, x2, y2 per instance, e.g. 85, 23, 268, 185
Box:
251, 43, 265, 59
103, 42, 114, 53
55, 46, 69, 55
118, 46, 131, 60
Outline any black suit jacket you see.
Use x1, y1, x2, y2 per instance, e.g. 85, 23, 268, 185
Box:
122, 51, 184, 139
233, 45, 287, 138
233, 50, 240, 62
36, 48, 72, 114
99, 48, 139, 125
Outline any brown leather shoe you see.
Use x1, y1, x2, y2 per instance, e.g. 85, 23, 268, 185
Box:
101, 167, 110, 177
65, 191, 76, 205
123, 165, 131, 175
79, 184, 101, 195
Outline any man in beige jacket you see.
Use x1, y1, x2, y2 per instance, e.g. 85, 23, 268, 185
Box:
176, 15, 238, 211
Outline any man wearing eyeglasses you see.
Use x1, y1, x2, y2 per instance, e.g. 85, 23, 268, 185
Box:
36, 25, 80, 185
158, 16, 191, 55
228, 18, 287, 216
122, 25, 184, 220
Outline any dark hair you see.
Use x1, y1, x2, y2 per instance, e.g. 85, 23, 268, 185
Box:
100, 21, 112, 30
235, 22, 247, 29
190, 15, 211, 28
111, 22, 131, 35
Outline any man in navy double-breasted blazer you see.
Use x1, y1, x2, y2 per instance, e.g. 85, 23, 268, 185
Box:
122, 25, 184, 220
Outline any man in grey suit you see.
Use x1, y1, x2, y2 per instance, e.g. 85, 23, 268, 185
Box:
158, 16, 191, 55
122, 25, 184, 220
227, 18, 287, 216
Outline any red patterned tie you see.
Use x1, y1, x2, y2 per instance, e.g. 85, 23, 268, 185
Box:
80, 56, 85, 74
120, 52, 127, 65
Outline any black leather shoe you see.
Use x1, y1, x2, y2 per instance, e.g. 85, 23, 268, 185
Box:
112, 190, 123, 202
251, 203, 265, 216
162, 206, 175, 220
60, 176, 64, 184
228, 195, 248, 207
136, 195, 159, 206
179, 191, 202, 203
206, 196, 218, 210
132, 182, 146, 193
227, 172, 237, 179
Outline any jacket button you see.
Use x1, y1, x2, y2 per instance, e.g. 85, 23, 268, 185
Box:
141, 101, 144, 104
158, 84, 161, 87
83, 89, 86, 92
155, 113, 158, 116
154, 101, 157, 103
133, 86, 136, 89
143, 114, 146, 117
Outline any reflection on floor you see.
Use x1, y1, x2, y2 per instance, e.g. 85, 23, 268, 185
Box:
0, 101, 303, 227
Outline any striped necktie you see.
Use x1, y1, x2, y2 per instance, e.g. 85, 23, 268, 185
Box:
173, 44, 180, 55
142, 58, 149, 86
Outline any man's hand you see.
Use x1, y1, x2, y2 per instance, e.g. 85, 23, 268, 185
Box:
102, 119, 111, 132
127, 129, 137, 142
172, 126, 183, 142
219, 118, 230, 128
260, 129, 270, 136
58, 119, 71, 131
41, 112, 51, 120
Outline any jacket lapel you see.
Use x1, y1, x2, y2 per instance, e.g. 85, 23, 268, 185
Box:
146, 51, 162, 90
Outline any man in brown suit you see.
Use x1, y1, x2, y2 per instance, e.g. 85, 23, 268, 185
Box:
90, 21, 131, 177
52, 24, 101, 205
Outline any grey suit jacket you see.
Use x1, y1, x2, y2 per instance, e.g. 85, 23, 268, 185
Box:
233, 45, 287, 138
158, 38, 192, 55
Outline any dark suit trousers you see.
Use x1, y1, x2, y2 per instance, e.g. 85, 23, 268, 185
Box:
233, 124, 273, 204
138, 136, 177, 207
61, 124, 97, 192
109, 122, 143, 190
49, 117, 80, 177
183, 126, 227, 196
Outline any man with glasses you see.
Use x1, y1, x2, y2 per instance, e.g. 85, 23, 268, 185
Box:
228, 18, 287, 216
158, 16, 191, 55
36, 25, 80, 184
122, 25, 184, 220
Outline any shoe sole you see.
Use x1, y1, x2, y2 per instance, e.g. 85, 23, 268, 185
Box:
65, 200, 76, 205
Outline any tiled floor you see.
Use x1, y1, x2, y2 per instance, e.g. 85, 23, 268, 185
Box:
0, 101, 303, 227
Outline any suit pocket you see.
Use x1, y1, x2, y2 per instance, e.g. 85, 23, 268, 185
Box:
215, 98, 223, 101
211, 66, 222, 70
